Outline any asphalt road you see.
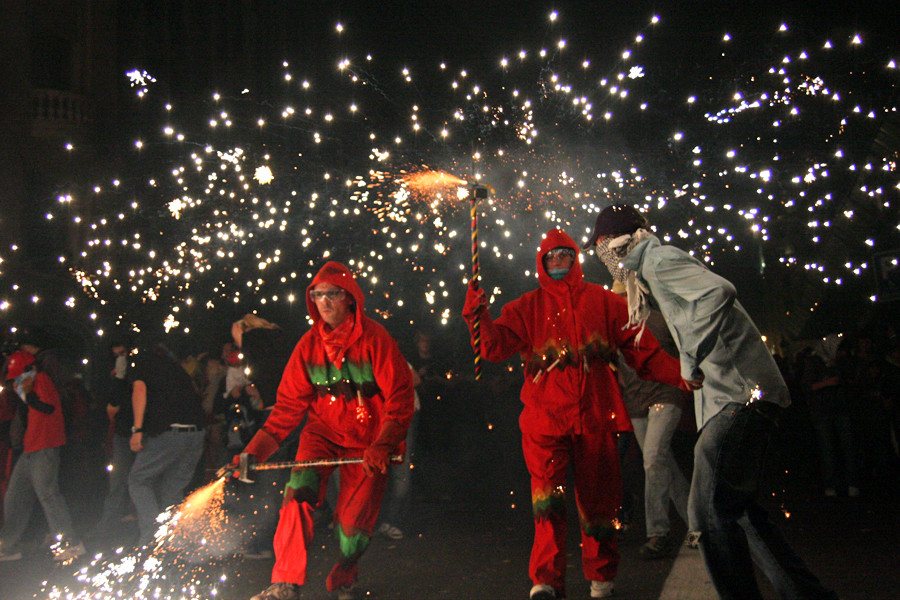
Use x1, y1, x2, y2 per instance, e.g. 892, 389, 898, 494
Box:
1, 392, 898, 599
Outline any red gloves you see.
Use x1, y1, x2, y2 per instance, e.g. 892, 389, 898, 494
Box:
227, 428, 280, 473
363, 419, 407, 477
462, 280, 487, 322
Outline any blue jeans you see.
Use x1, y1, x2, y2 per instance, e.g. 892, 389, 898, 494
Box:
632, 402, 689, 538
128, 429, 205, 545
689, 402, 837, 600
809, 411, 858, 491
95, 433, 136, 534
0, 447, 77, 549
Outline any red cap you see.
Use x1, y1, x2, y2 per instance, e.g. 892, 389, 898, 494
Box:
5, 350, 36, 380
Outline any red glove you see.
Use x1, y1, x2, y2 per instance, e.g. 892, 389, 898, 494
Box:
462, 280, 487, 322
222, 428, 280, 478
363, 419, 407, 477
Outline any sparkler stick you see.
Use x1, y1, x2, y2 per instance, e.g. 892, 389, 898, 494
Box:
220, 453, 404, 483
469, 183, 491, 380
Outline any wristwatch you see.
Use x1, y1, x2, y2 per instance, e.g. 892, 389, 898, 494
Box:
131, 426, 143, 433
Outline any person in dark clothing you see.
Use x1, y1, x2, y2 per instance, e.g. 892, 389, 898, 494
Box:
94, 339, 136, 537
127, 343, 206, 546
232, 314, 296, 408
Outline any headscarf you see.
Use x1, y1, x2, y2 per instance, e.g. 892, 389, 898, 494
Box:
594, 228, 654, 344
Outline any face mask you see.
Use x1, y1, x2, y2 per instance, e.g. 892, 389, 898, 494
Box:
595, 237, 630, 282
548, 267, 570, 280
14, 371, 31, 400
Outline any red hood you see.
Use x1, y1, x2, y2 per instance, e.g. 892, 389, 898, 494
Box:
536, 228, 584, 292
306, 261, 366, 326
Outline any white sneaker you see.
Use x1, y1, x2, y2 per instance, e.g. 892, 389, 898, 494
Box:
590, 580, 615, 598
0, 545, 22, 562
529, 583, 556, 599
378, 522, 404, 540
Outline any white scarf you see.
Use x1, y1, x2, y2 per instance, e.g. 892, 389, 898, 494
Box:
598, 228, 653, 345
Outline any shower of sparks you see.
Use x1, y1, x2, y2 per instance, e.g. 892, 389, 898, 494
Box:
125, 69, 157, 97
2, 9, 897, 345
38, 479, 238, 600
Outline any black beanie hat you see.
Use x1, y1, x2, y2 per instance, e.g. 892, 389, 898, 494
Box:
582, 204, 649, 249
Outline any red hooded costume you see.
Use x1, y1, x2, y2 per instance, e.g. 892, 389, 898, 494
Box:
463, 228, 685, 596
241, 261, 414, 593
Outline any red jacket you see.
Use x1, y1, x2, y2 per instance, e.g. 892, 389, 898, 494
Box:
464, 228, 684, 436
24, 372, 66, 453
261, 261, 415, 450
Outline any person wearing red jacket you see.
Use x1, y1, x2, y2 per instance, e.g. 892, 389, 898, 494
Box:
0, 350, 84, 562
463, 228, 700, 600
238, 261, 415, 600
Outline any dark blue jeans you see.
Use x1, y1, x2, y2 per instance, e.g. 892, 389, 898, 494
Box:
689, 402, 838, 600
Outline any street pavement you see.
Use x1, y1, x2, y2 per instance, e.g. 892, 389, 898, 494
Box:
1, 398, 898, 599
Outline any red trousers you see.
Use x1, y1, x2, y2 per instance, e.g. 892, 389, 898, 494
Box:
522, 430, 621, 596
271, 432, 388, 591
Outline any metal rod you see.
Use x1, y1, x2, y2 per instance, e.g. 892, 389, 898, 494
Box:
471, 194, 482, 380
250, 454, 404, 471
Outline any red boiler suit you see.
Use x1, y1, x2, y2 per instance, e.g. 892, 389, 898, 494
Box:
241, 261, 414, 592
463, 228, 685, 596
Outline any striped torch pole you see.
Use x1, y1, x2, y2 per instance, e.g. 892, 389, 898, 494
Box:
469, 183, 491, 380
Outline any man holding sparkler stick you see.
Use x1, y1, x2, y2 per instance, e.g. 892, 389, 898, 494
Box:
463, 228, 700, 600
232, 261, 414, 600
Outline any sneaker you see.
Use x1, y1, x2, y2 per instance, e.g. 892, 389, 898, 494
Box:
52, 541, 86, 562
848, 486, 860, 498
638, 535, 673, 559
684, 531, 700, 549
529, 583, 557, 599
336, 585, 358, 600
0, 545, 22, 562
590, 580, 615, 598
242, 548, 275, 560
377, 522, 404, 540
250, 582, 301, 600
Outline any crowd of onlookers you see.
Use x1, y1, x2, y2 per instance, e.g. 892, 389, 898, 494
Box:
1, 320, 898, 558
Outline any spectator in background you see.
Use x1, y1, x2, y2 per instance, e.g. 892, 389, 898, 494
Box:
93, 338, 136, 539
231, 314, 295, 409
611, 281, 693, 558
801, 334, 859, 497
0, 382, 17, 530
127, 342, 206, 547
0, 350, 85, 562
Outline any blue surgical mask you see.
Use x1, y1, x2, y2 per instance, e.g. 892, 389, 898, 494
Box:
548, 268, 570, 280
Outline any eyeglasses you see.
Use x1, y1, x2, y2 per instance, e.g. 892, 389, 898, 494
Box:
544, 248, 576, 260
309, 289, 347, 301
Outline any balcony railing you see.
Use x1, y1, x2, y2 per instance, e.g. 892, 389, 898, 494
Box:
30, 88, 91, 126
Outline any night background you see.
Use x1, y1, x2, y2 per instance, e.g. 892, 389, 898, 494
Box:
2, 0, 899, 377
0, 2, 899, 599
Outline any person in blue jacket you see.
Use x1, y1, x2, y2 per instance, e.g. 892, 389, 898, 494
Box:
584, 204, 839, 600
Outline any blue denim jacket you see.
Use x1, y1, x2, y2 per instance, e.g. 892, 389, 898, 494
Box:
622, 235, 790, 429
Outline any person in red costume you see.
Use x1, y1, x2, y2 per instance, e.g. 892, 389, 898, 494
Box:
462, 228, 701, 600
237, 261, 415, 600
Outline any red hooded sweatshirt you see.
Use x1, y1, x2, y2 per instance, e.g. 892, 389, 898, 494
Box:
464, 228, 684, 436
260, 261, 415, 450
